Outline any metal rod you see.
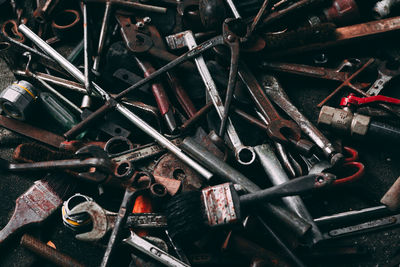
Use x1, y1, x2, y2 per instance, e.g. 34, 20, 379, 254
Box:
18, 24, 213, 180
82, 2, 91, 95
181, 101, 213, 130
254, 144, 323, 245
181, 137, 312, 237
92, 0, 112, 73
21, 234, 86, 267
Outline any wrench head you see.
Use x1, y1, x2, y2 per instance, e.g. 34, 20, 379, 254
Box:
75, 145, 113, 183
378, 60, 400, 76
69, 201, 110, 241
266, 119, 302, 144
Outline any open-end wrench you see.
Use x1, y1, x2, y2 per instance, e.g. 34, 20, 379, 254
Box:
18, 24, 213, 181
67, 201, 167, 241
0, 145, 113, 183
366, 59, 400, 96
239, 62, 301, 144
101, 172, 160, 267
261, 75, 344, 166
166, 27, 255, 165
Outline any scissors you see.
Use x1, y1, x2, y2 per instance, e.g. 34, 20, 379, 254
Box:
309, 147, 365, 186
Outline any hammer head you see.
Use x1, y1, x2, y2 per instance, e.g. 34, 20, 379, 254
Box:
69, 201, 110, 241
165, 30, 194, 50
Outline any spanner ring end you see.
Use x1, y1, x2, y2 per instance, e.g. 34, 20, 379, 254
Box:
236, 146, 256, 165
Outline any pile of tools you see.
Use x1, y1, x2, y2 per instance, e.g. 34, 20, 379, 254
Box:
0, 0, 400, 266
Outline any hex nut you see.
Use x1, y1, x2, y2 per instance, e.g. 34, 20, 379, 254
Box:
318, 106, 336, 126
351, 113, 370, 136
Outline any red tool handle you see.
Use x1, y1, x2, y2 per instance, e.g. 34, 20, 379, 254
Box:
340, 93, 400, 107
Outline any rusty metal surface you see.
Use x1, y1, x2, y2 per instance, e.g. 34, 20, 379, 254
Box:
153, 153, 205, 191
202, 183, 239, 226
0, 114, 65, 148
21, 234, 86, 267
0, 180, 63, 243
238, 62, 301, 143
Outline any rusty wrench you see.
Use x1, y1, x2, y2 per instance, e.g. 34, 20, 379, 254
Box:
101, 172, 159, 267
67, 201, 167, 241
18, 24, 213, 181
166, 23, 255, 165
261, 75, 344, 166
367, 59, 400, 96
0, 145, 113, 183
239, 62, 301, 144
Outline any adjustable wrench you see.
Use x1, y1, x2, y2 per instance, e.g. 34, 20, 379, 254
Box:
262, 75, 344, 166
166, 30, 255, 165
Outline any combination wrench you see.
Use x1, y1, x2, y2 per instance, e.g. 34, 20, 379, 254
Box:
166, 29, 255, 165
18, 24, 213, 181
261, 75, 344, 166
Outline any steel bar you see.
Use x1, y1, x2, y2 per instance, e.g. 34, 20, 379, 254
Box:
181, 137, 312, 238
18, 24, 213, 180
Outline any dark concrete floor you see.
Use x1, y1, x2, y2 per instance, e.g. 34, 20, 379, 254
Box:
1, 2, 400, 267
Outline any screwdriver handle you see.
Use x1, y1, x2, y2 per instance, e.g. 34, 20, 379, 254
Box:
39, 93, 85, 139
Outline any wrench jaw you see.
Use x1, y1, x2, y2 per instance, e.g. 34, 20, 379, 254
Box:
75, 145, 115, 183
267, 119, 302, 144
69, 201, 111, 242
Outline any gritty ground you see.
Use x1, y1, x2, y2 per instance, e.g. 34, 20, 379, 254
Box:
1, 3, 400, 267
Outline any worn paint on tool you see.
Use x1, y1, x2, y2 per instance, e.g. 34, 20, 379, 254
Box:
202, 183, 238, 226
